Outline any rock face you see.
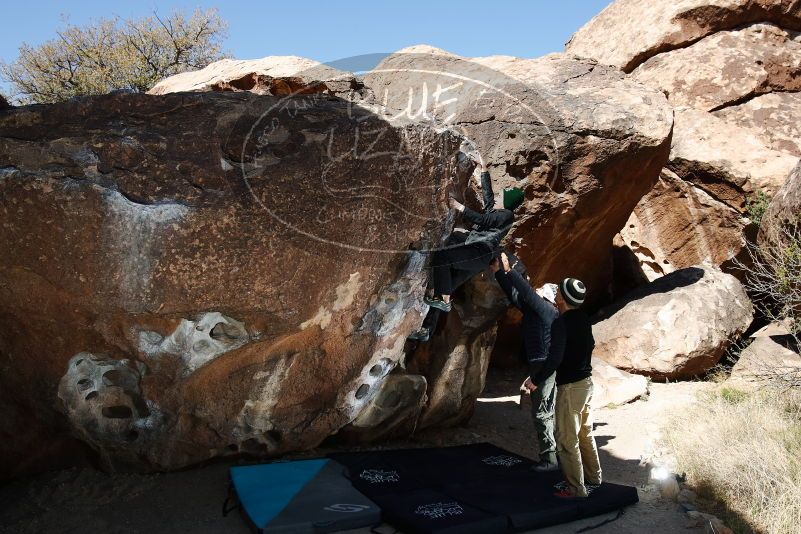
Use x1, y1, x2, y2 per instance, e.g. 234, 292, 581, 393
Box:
591, 359, 648, 408
361, 47, 673, 302
631, 23, 801, 112
154, 50, 673, 427
593, 267, 754, 379
713, 92, 801, 156
0, 91, 468, 477
148, 56, 360, 97
760, 160, 801, 236
569, 1, 801, 285
618, 169, 747, 281
617, 108, 794, 281
567, 0, 801, 73
729, 334, 801, 384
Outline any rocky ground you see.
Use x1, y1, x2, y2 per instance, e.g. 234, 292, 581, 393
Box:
0, 367, 713, 534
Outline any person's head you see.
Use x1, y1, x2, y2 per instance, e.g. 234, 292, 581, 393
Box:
502, 187, 525, 211
556, 278, 586, 313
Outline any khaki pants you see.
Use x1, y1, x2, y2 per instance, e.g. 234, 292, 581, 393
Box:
555, 377, 602, 497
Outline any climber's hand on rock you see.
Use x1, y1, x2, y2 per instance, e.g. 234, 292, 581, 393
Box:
501, 252, 511, 273
448, 197, 465, 212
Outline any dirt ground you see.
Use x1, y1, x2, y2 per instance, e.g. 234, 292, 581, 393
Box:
0, 367, 713, 533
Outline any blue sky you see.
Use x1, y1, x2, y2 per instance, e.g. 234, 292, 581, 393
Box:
1, 1, 611, 95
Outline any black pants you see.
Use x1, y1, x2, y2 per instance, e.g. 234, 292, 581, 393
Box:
431, 242, 494, 296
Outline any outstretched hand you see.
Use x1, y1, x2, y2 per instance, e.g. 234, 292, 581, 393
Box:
448, 196, 465, 212
501, 252, 511, 273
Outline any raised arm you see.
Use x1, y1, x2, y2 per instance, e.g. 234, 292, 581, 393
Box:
494, 268, 521, 309
506, 269, 558, 323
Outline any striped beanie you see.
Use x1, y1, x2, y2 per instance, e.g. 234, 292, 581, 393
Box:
560, 278, 586, 307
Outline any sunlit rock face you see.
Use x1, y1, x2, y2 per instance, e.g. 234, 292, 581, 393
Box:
568, 1, 801, 287
0, 90, 468, 477
593, 266, 753, 380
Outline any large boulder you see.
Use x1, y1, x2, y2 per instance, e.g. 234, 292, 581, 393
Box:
0, 91, 468, 478
566, 0, 801, 73
361, 47, 673, 301
148, 56, 360, 97
760, 160, 801, 237
713, 92, 801, 157
593, 266, 754, 379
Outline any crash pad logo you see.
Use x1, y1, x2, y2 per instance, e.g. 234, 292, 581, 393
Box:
415, 502, 464, 519
359, 468, 399, 484
482, 455, 523, 467
323, 503, 372, 513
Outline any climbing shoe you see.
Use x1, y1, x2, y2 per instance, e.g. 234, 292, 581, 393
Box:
424, 296, 452, 312
407, 327, 431, 342
531, 459, 559, 472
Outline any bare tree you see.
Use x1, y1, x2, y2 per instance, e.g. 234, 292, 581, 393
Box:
1, 9, 228, 104
736, 214, 801, 389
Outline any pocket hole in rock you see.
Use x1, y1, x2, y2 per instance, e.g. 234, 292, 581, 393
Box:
102, 405, 133, 419
102, 370, 124, 387
369, 364, 384, 377
266, 430, 282, 444
74, 358, 85, 367
125, 430, 139, 442
77, 378, 92, 391
355, 384, 370, 400
85, 391, 99, 401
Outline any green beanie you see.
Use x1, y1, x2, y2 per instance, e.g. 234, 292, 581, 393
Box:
503, 187, 524, 210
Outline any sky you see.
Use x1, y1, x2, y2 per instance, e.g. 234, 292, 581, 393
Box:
0, 0, 612, 95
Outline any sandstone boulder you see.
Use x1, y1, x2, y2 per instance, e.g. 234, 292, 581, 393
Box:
148, 56, 360, 97
631, 23, 801, 112
593, 266, 753, 379
729, 334, 801, 385
591, 358, 649, 408
713, 92, 801, 156
0, 91, 467, 478
760, 160, 801, 236
362, 47, 673, 302
566, 0, 801, 72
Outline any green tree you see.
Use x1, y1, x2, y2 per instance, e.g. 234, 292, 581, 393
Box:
1, 9, 228, 104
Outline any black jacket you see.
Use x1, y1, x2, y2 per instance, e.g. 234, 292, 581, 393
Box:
462, 171, 514, 252
555, 309, 594, 386
494, 269, 561, 383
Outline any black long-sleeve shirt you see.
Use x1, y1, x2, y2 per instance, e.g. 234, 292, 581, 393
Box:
494, 268, 561, 383
461, 171, 514, 252
555, 310, 594, 386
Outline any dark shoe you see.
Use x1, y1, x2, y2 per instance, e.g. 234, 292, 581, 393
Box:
586, 483, 601, 495
531, 459, 559, 473
553, 480, 569, 491
424, 296, 452, 312
407, 327, 431, 342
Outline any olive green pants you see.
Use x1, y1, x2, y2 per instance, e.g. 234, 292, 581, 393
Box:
531, 372, 557, 463
555, 377, 602, 497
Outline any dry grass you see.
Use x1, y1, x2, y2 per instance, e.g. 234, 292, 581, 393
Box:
663, 386, 801, 534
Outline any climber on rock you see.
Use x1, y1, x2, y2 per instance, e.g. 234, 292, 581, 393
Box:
423, 157, 524, 314
491, 252, 562, 473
